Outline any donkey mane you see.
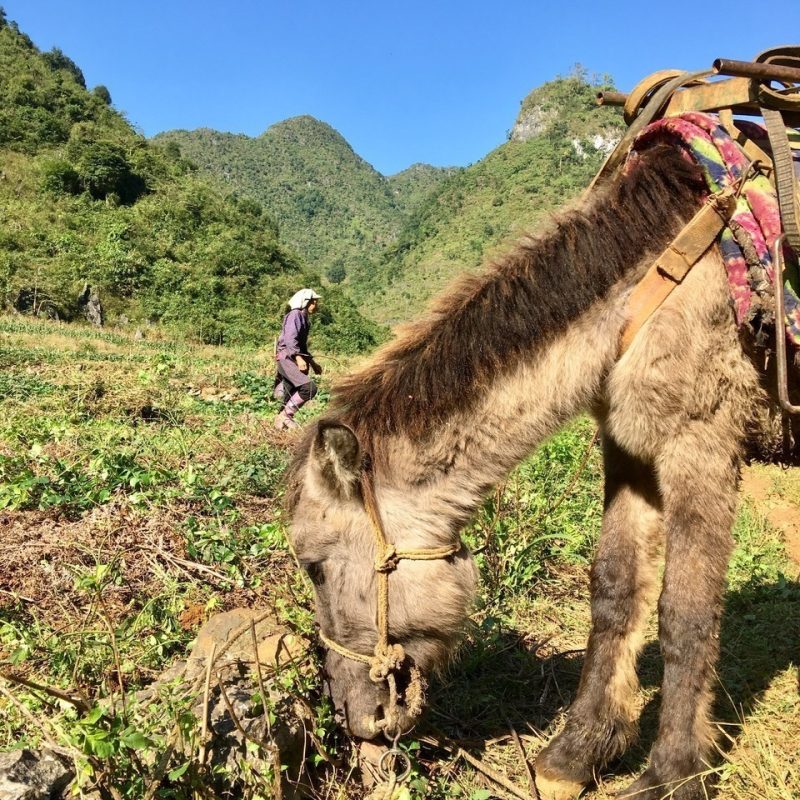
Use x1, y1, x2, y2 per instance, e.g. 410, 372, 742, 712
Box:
330, 145, 705, 442
285, 145, 706, 505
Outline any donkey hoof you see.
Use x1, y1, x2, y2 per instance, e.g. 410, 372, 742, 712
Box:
618, 769, 708, 800
534, 772, 585, 800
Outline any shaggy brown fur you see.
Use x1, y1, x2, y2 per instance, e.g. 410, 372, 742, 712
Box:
330, 145, 706, 442
286, 143, 767, 800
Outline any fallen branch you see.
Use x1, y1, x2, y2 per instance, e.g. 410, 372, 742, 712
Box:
198, 641, 215, 767
1, 671, 90, 713
508, 719, 539, 800
0, 588, 36, 604
0, 684, 76, 759
422, 734, 530, 800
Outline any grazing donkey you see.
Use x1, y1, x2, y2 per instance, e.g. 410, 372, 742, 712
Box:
285, 143, 768, 800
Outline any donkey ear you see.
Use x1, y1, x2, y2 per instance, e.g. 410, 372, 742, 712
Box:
311, 421, 361, 497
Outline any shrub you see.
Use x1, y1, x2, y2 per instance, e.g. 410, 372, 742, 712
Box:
41, 47, 86, 87
92, 84, 112, 105
40, 157, 81, 195
78, 141, 145, 202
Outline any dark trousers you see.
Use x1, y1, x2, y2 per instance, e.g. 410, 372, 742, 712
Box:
274, 357, 317, 415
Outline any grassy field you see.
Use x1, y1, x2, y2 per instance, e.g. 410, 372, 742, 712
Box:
0, 318, 797, 799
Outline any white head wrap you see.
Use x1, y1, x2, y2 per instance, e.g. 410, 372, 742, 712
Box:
287, 288, 321, 310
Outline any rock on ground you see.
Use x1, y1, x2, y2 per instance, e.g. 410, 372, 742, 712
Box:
0, 749, 74, 800
147, 608, 312, 798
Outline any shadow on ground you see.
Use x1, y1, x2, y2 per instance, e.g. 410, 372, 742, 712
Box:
424, 575, 800, 779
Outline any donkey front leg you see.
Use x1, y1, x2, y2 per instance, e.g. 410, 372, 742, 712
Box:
535, 437, 662, 800
620, 433, 739, 800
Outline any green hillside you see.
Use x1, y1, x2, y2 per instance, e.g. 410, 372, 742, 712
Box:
353, 72, 626, 323
154, 72, 623, 326
155, 120, 455, 287
387, 162, 461, 217
0, 13, 383, 352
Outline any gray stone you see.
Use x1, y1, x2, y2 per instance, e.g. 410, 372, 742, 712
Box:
509, 104, 556, 142
0, 749, 73, 800
188, 610, 308, 783
77, 283, 103, 328
144, 608, 310, 798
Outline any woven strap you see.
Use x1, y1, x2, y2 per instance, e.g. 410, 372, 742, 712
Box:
763, 107, 800, 253
319, 629, 373, 665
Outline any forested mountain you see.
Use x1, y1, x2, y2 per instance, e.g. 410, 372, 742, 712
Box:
157, 71, 624, 325
155, 120, 456, 286
1, 3, 625, 337
387, 162, 461, 217
0, 12, 383, 351
350, 72, 626, 323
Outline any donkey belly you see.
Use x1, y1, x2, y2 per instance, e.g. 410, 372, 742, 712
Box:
601, 247, 761, 463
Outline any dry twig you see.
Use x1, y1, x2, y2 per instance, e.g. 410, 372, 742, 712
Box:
508, 719, 539, 800
198, 641, 216, 767
422, 734, 531, 800
1, 671, 90, 713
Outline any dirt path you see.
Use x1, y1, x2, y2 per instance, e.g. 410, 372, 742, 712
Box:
740, 464, 800, 569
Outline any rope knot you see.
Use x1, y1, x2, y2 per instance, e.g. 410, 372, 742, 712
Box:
374, 543, 398, 573
369, 643, 405, 683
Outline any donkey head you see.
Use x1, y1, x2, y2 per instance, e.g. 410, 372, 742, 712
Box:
287, 420, 477, 739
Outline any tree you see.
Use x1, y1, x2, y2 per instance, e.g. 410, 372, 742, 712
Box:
40, 158, 81, 195
92, 85, 112, 105
78, 141, 144, 203
42, 48, 86, 88
163, 140, 181, 161
326, 260, 346, 284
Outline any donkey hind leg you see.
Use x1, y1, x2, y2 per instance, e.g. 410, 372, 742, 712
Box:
619, 431, 739, 800
535, 437, 662, 800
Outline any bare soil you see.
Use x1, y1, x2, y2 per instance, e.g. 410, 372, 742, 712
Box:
741, 465, 800, 569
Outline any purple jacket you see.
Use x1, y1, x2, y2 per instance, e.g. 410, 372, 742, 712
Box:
276, 309, 312, 360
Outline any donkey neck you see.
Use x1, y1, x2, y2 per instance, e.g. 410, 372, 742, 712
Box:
372, 292, 626, 550
334, 147, 705, 548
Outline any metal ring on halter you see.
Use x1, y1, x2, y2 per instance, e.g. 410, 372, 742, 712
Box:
378, 748, 412, 783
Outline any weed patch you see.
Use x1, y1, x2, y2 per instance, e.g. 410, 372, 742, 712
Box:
0, 370, 54, 399
0, 322, 796, 800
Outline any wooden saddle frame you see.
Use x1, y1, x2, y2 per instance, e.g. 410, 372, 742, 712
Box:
594, 46, 800, 414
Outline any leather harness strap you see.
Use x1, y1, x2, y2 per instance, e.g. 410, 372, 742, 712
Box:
589, 69, 714, 193
622, 69, 687, 126
718, 108, 775, 179
619, 187, 738, 355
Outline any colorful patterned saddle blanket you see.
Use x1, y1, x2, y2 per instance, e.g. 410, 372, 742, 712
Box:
626, 112, 800, 349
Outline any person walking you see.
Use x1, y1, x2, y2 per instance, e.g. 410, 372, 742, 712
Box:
273, 288, 323, 430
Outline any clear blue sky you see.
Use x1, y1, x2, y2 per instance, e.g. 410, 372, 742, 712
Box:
5, 1, 799, 175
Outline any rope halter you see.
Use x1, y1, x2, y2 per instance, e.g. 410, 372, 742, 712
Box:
317, 458, 461, 739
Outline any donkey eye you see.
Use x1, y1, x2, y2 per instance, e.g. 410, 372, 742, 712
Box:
302, 561, 325, 586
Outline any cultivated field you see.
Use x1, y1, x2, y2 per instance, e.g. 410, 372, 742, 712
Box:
1, 318, 797, 799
